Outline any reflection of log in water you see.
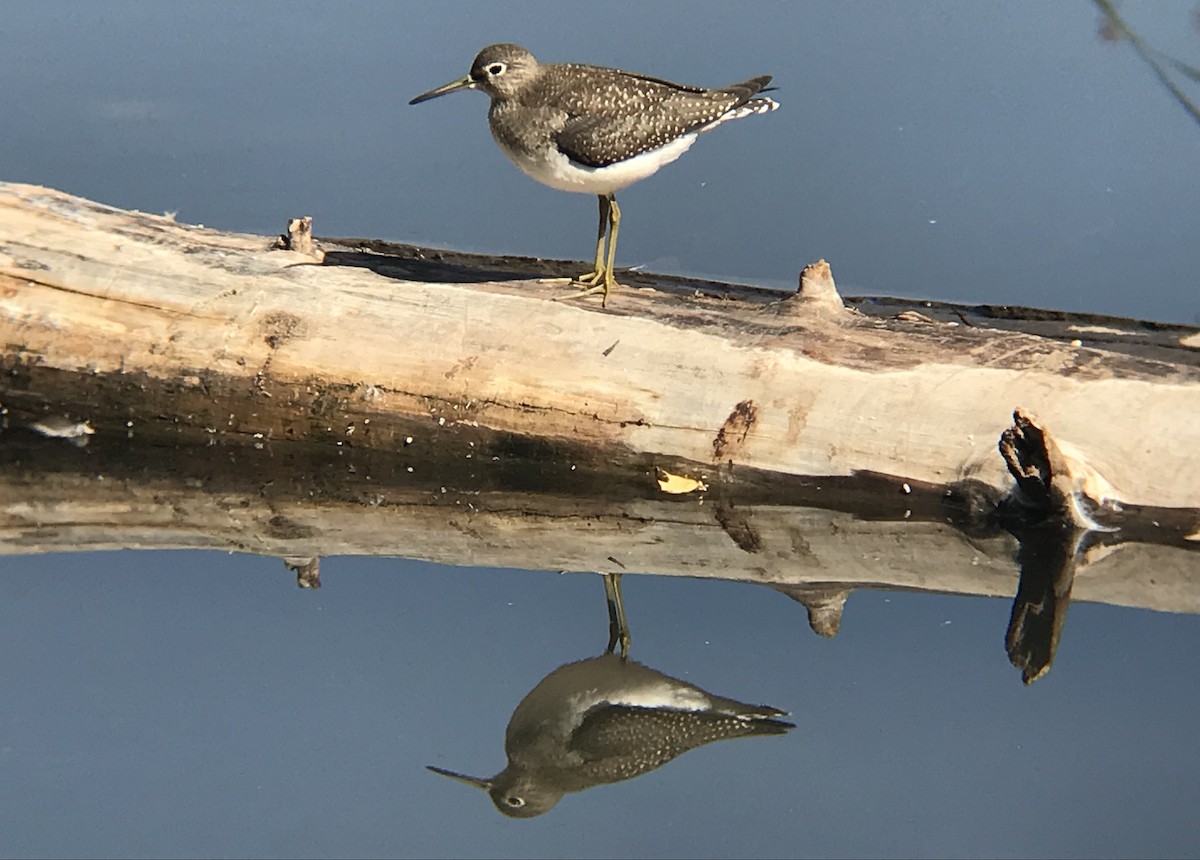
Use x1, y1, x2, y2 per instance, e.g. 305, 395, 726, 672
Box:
427, 651, 793, 818
2, 411, 1197, 623
4, 182, 1199, 674
4, 426, 1196, 604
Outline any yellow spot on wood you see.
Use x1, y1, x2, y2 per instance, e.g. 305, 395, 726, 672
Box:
656, 468, 707, 494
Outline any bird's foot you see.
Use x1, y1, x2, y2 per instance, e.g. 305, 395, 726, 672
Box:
536, 265, 604, 288
540, 266, 619, 307
571, 266, 606, 288
548, 267, 618, 308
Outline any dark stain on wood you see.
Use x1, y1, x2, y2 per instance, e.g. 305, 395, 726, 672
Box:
265, 514, 315, 540
714, 501, 763, 554
259, 311, 306, 349
713, 399, 758, 463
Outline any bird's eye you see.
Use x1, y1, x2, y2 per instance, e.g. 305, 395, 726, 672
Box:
487, 63, 505, 76
505, 796, 525, 808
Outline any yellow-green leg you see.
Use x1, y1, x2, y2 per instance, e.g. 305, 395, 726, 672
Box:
601, 197, 621, 301
573, 194, 610, 288
559, 193, 621, 308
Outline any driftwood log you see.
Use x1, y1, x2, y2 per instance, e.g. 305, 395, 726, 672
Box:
2, 183, 1197, 506
1, 183, 1198, 682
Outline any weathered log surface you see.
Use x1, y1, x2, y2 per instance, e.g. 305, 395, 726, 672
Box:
1, 181, 1199, 517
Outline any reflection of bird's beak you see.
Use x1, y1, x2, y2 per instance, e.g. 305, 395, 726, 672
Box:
426, 765, 491, 790
409, 76, 475, 105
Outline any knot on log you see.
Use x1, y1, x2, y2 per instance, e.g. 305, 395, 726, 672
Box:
999, 411, 1054, 509
793, 259, 845, 312
276, 215, 324, 262
998, 408, 1112, 531
769, 260, 848, 318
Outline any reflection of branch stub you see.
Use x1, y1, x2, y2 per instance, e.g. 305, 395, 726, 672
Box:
1005, 523, 1080, 684
283, 555, 321, 589
770, 584, 851, 637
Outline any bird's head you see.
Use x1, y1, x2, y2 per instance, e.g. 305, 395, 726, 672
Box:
426, 764, 563, 819
409, 43, 539, 105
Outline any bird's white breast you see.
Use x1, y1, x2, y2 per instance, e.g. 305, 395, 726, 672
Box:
494, 132, 701, 195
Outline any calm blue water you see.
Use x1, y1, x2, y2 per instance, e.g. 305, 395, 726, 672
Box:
1, 2, 1199, 857
2, 551, 1198, 859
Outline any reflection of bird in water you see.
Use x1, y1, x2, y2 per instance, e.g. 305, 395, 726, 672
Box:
428, 574, 794, 818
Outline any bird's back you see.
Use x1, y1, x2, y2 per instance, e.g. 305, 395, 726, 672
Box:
496, 65, 774, 170
527, 63, 772, 126
554, 703, 793, 791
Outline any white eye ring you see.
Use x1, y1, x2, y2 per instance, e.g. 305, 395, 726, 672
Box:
505, 795, 525, 808
487, 62, 506, 76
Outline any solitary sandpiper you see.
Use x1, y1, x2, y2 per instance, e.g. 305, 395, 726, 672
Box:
410, 44, 779, 307
427, 652, 793, 817
426, 574, 794, 817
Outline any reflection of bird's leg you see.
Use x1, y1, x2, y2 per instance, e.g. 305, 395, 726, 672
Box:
603, 572, 631, 659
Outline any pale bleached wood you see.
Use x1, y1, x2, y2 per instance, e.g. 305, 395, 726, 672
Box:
2, 182, 1200, 516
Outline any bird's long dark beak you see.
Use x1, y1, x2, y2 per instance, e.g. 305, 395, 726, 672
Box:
426, 765, 491, 790
409, 75, 475, 105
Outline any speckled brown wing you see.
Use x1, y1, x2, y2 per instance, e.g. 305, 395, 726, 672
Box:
555, 704, 794, 791
551, 73, 775, 168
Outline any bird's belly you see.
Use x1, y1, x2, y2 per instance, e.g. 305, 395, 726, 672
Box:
495, 134, 699, 195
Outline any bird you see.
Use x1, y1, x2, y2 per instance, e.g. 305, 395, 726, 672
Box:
425, 573, 793, 818
409, 43, 779, 307
426, 652, 794, 818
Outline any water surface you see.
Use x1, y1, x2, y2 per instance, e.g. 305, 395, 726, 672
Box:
1, 2, 1198, 857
